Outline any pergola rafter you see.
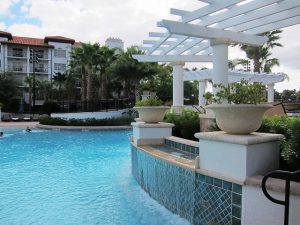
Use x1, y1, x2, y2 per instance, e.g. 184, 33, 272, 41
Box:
138, 0, 300, 56
133, 0, 300, 111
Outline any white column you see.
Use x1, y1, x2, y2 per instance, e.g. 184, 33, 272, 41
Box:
198, 80, 206, 107
267, 83, 275, 103
171, 61, 185, 113
210, 39, 230, 95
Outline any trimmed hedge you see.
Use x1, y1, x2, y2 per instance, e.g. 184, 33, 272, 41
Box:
39, 116, 134, 126
164, 110, 200, 141
258, 116, 300, 171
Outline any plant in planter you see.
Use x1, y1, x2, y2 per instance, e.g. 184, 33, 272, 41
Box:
134, 98, 170, 123
206, 80, 272, 134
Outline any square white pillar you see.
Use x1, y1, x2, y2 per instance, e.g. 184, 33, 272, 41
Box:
132, 122, 174, 146
195, 131, 283, 181
171, 61, 185, 114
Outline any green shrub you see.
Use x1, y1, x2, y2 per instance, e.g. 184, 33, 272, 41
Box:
164, 110, 200, 140
258, 116, 300, 171
135, 98, 163, 106
41, 101, 60, 116
39, 116, 134, 126
211, 79, 266, 104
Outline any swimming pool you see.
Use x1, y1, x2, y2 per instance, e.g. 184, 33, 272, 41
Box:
0, 129, 189, 225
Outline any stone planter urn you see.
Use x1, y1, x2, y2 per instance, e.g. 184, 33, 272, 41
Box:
206, 104, 273, 134
134, 106, 170, 123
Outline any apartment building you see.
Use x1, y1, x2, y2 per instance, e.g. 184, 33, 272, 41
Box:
0, 31, 81, 86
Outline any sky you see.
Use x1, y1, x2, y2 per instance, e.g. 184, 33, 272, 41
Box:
1, 0, 300, 92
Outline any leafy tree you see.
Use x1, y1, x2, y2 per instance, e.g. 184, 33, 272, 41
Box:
0, 73, 19, 110
281, 89, 297, 102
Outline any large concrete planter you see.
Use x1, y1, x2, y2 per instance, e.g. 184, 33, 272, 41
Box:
206, 104, 273, 134
134, 106, 170, 123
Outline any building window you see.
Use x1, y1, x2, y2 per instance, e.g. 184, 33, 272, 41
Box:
54, 49, 66, 58
12, 62, 23, 71
36, 50, 45, 59
54, 63, 66, 71
12, 48, 24, 57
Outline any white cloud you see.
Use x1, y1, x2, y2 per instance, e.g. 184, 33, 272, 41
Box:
0, 0, 19, 15
0, 22, 6, 30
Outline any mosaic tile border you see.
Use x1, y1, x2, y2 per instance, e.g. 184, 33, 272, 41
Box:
165, 139, 199, 155
131, 145, 242, 225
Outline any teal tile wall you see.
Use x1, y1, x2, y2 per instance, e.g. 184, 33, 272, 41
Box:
131, 145, 242, 225
165, 139, 199, 155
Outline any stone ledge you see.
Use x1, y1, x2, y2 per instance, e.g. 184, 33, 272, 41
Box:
37, 124, 132, 131
131, 122, 174, 128
246, 175, 300, 196
195, 131, 284, 145
165, 136, 199, 148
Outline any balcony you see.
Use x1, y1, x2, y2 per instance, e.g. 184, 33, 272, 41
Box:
6, 65, 27, 73
29, 67, 49, 74
7, 50, 27, 58
7, 50, 49, 59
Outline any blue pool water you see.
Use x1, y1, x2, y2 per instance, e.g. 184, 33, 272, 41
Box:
0, 129, 189, 225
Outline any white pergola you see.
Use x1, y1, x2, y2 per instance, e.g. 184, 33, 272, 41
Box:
184, 69, 285, 105
133, 0, 300, 112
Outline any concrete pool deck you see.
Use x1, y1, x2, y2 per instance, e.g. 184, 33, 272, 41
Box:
0, 122, 132, 131
0, 121, 38, 128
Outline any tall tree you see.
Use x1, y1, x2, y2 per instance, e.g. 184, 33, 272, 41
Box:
0, 73, 18, 109
109, 46, 159, 99
70, 43, 101, 103
52, 72, 66, 100
96, 46, 118, 99
37, 79, 52, 102
240, 30, 283, 73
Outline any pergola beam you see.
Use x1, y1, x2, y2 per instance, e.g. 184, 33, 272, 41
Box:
132, 54, 213, 62
159, 20, 268, 46
180, 0, 241, 23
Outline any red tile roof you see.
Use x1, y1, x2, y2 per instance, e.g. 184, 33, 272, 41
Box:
0, 31, 12, 40
74, 42, 82, 47
44, 36, 75, 44
0, 32, 79, 47
1, 36, 54, 48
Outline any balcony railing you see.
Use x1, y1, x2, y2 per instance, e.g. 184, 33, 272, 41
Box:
7, 50, 27, 58
29, 67, 49, 73
6, 65, 27, 73
7, 51, 49, 59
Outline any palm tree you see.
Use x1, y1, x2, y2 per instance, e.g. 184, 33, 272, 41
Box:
37, 80, 52, 102
96, 46, 118, 99
109, 46, 159, 99
70, 43, 102, 110
239, 30, 283, 73
52, 72, 66, 100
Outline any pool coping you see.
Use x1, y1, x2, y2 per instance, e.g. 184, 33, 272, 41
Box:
132, 142, 300, 196
36, 124, 132, 131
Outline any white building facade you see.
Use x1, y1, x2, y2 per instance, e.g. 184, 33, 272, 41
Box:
0, 31, 81, 86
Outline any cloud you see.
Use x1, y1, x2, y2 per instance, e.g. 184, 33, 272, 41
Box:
0, 0, 19, 15
0, 22, 6, 30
